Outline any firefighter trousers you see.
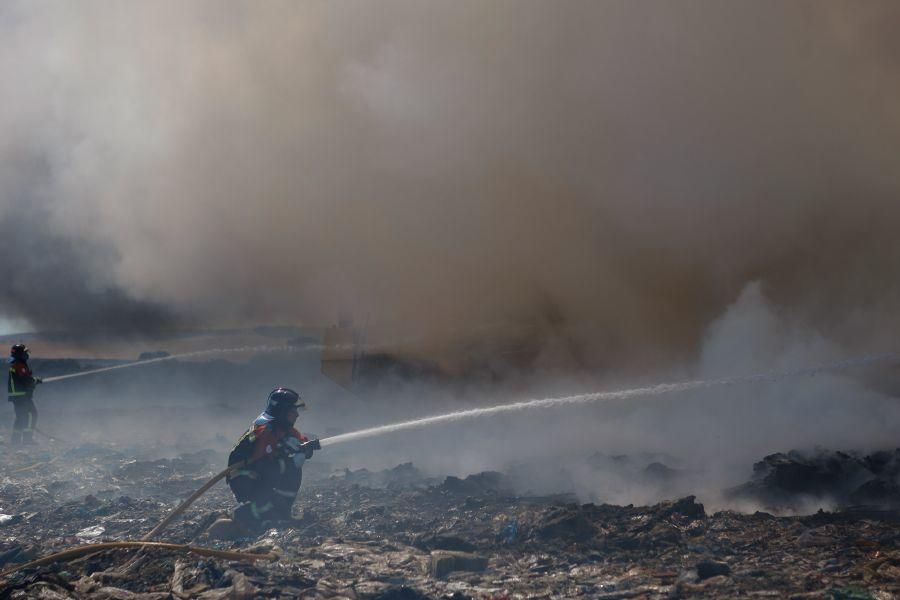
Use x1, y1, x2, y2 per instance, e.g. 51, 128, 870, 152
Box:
10, 398, 36, 444
230, 466, 302, 533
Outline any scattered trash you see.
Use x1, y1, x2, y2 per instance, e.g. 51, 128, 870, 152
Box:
75, 525, 105, 540
429, 550, 488, 578
828, 586, 877, 600
696, 559, 730, 580
497, 518, 518, 545
1, 444, 898, 598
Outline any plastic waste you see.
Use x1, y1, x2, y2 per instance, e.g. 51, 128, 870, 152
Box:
498, 519, 518, 545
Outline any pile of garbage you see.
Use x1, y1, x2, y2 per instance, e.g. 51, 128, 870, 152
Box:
1, 443, 900, 598
727, 449, 900, 511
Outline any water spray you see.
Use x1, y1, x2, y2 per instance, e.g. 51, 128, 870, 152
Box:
319, 352, 899, 447
40, 345, 312, 384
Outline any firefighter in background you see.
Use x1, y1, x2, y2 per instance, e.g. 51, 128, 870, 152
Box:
7, 344, 41, 445
207, 387, 320, 539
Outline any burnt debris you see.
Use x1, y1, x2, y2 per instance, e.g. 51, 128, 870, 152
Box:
727, 448, 900, 511
1, 445, 900, 598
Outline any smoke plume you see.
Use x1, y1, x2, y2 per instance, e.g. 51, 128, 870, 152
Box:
1, 1, 899, 368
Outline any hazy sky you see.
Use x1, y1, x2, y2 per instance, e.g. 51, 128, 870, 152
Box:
0, 316, 28, 336
1, 1, 899, 371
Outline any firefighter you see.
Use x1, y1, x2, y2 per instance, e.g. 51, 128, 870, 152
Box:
207, 387, 319, 539
7, 344, 41, 445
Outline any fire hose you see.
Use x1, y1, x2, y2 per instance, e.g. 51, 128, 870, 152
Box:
0, 541, 277, 579
8, 454, 61, 475
0, 439, 320, 577
144, 439, 319, 540
4, 430, 72, 476
142, 460, 248, 541
0, 463, 259, 579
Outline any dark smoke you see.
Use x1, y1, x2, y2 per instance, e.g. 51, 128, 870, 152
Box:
1, 1, 899, 370
0, 149, 177, 335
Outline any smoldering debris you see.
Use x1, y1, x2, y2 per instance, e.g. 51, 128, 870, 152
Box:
3, 443, 900, 598
726, 448, 900, 512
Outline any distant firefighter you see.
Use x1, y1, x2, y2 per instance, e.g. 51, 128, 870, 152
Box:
208, 387, 320, 539
7, 344, 41, 445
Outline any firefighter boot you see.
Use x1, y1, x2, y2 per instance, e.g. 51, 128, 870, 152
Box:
206, 518, 253, 541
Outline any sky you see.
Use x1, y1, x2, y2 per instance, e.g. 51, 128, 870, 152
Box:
0, 317, 29, 336
1, 1, 899, 375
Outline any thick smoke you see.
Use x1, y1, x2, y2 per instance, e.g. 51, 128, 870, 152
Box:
0, 155, 176, 334
1, 1, 899, 367
319, 283, 900, 508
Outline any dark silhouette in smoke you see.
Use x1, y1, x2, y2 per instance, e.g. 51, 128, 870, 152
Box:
0, 152, 177, 335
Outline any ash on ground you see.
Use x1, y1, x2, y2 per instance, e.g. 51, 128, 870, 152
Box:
2, 442, 900, 599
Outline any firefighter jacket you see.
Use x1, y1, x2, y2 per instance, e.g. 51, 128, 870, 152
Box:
8, 358, 37, 402
226, 411, 309, 524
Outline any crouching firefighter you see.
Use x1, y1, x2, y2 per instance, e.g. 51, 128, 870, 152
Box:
7, 344, 41, 445
207, 387, 320, 539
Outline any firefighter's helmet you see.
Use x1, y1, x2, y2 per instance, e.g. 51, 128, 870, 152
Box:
266, 387, 306, 416
10, 344, 29, 360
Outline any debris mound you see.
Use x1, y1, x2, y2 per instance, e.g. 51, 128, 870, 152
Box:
727, 448, 900, 510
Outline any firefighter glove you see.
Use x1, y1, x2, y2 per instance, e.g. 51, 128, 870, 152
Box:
302, 438, 320, 459
281, 436, 302, 457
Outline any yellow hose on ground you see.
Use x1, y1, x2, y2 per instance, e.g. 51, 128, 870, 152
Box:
142, 459, 249, 541
0, 541, 277, 578
8, 454, 61, 475
112, 458, 258, 575
3, 448, 286, 577
34, 427, 67, 444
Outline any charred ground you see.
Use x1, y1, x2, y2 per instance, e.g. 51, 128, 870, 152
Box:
1, 440, 900, 599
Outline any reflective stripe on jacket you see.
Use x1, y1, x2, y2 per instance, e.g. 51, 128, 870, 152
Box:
8, 359, 35, 398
